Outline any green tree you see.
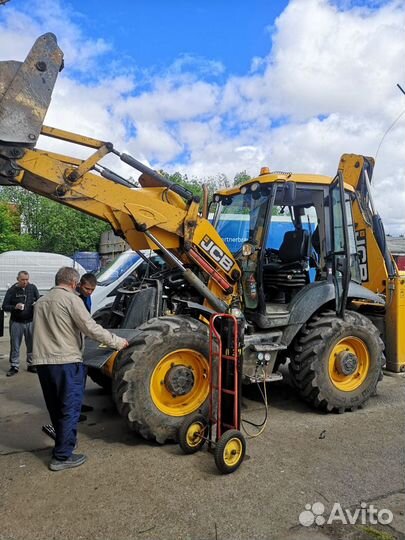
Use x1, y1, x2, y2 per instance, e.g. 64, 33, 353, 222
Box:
0, 202, 39, 252
233, 171, 251, 186
163, 171, 235, 203
0, 187, 109, 255
34, 200, 109, 254
162, 171, 203, 200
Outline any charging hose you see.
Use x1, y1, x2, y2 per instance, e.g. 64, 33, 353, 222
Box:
241, 367, 269, 439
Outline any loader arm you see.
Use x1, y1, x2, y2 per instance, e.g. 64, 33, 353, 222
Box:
0, 34, 239, 313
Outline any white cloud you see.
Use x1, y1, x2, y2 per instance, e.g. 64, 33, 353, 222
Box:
0, 0, 111, 72
116, 80, 220, 124
168, 54, 225, 78
0, 0, 404, 233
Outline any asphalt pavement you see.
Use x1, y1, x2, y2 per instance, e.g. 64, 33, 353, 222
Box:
0, 326, 404, 540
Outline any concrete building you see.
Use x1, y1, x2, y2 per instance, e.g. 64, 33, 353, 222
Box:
99, 230, 130, 267
387, 237, 405, 270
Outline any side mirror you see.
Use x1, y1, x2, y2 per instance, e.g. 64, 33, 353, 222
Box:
283, 181, 296, 204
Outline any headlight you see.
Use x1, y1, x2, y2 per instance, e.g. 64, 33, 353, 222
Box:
242, 243, 254, 256
230, 307, 242, 318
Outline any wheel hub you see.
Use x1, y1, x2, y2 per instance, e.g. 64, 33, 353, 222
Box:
335, 351, 359, 376
164, 365, 195, 396
151, 348, 209, 416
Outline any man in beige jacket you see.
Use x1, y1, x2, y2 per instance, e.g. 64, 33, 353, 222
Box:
32, 267, 128, 472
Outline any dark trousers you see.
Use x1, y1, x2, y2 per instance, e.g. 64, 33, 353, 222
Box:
9, 320, 33, 368
37, 363, 87, 460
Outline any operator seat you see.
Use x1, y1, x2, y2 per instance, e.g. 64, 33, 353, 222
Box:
278, 229, 309, 266
263, 229, 310, 298
266, 229, 309, 271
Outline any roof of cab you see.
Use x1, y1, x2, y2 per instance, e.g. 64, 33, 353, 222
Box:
215, 172, 355, 197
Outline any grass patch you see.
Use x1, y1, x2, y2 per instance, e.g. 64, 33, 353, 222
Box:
357, 525, 395, 540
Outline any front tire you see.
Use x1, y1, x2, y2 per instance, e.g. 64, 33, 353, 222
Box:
112, 316, 210, 443
289, 310, 383, 412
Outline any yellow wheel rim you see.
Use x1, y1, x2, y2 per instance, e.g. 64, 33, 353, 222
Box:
150, 349, 209, 416
186, 421, 205, 448
328, 336, 370, 392
223, 437, 243, 467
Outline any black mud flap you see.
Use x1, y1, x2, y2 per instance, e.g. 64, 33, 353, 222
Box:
83, 329, 137, 369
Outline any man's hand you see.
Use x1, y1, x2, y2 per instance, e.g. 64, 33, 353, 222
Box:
15, 303, 25, 310
120, 339, 129, 350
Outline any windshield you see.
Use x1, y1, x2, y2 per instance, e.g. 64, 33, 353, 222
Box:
96, 251, 140, 286
214, 188, 271, 253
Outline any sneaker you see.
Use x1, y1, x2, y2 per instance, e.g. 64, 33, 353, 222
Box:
81, 404, 93, 412
49, 453, 87, 471
6, 367, 18, 377
27, 365, 37, 373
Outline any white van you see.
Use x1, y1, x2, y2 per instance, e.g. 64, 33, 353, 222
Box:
0, 251, 86, 302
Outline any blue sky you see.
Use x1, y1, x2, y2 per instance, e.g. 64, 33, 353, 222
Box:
67, 0, 288, 78
0, 0, 404, 233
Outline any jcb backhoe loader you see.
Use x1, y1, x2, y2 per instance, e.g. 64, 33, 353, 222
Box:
1, 34, 404, 443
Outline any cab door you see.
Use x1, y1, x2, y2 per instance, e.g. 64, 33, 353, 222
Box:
329, 172, 351, 317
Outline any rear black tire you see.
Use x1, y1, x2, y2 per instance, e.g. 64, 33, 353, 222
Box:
289, 310, 383, 412
112, 316, 210, 443
112, 347, 134, 418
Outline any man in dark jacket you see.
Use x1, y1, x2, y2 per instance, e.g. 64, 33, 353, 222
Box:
76, 273, 97, 416
2, 270, 40, 376
77, 273, 97, 313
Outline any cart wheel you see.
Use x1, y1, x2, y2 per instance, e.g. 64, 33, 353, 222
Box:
178, 413, 208, 454
214, 430, 246, 474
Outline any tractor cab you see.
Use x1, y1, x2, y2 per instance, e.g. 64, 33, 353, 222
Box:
213, 169, 361, 328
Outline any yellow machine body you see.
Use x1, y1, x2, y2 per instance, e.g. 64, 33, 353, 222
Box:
0, 31, 404, 421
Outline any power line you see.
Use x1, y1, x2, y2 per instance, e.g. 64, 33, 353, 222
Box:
374, 84, 405, 160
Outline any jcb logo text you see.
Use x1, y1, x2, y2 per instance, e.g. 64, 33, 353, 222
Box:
356, 229, 368, 282
199, 236, 233, 272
